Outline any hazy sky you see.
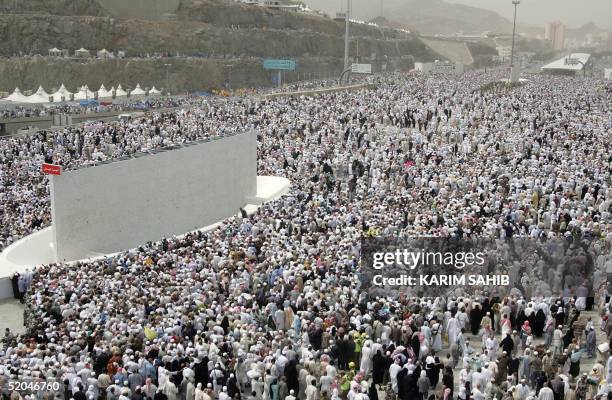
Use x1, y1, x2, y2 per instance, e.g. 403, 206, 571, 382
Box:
444, 0, 612, 29
307, 0, 612, 29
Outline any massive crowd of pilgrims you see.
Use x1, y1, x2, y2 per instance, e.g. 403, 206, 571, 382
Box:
1, 69, 612, 400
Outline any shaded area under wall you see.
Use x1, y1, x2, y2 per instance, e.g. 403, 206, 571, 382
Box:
0, 56, 417, 94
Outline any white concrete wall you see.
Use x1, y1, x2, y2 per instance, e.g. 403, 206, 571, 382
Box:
50, 132, 257, 261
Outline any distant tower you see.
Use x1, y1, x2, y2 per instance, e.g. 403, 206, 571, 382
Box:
545, 21, 566, 50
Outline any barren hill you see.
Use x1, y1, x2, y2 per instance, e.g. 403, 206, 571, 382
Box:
0, 0, 445, 92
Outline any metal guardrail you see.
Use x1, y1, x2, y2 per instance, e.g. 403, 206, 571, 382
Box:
0, 106, 184, 138
0, 94, 193, 135
0, 115, 53, 124
263, 83, 376, 98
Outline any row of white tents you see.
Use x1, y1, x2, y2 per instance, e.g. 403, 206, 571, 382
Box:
1, 84, 162, 104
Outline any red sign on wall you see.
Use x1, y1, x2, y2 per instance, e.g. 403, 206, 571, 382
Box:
42, 163, 61, 176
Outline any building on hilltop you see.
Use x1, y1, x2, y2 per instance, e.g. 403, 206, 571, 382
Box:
235, 0, 304, 11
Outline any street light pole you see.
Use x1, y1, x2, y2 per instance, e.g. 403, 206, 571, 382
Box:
164, 64, 171, 95
510, 0, 520, 82
343, 0, 351, 73
224, 64, 233, 90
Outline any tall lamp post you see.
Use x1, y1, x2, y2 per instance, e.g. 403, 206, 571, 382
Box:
509, 0, 520, 83
224, 64, 233, 90
164, 64, 171, 96
343, 0, 351, 73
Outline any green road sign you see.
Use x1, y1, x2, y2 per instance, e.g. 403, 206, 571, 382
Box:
263, 59, 297, 71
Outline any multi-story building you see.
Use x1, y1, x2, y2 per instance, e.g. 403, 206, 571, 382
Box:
496, 45, 512, 62
545, 21, 566, 50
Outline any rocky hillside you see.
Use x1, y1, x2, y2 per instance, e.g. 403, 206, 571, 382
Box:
0, 56, 421, 94
0, 0, 442, 92
0, 14, 434, 59
176, 0, 405, 37
0, 0, 108, 16
0, 57, 269, 93
306, 0, 513, 35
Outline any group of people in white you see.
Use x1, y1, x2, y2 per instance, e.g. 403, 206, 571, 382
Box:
0, 67, 611, 400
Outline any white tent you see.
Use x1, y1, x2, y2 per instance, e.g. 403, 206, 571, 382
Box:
115, 84, 128, 97
97, 49, 114, 59
4, 88, 30, 103
48, 47, 63, 57
149, 86, 162, 95
74, 48, 91, 58
98, 84, 113, 98
23, 86, 52, 103
51, 84, 73, 102
130, 84, 146, 96
74, 85, 96, 100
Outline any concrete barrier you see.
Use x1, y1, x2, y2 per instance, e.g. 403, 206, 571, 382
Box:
0, 107, 179, 136
50, 132, 258, 261
264, 83, 376, 98
0, 175, 290, 299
